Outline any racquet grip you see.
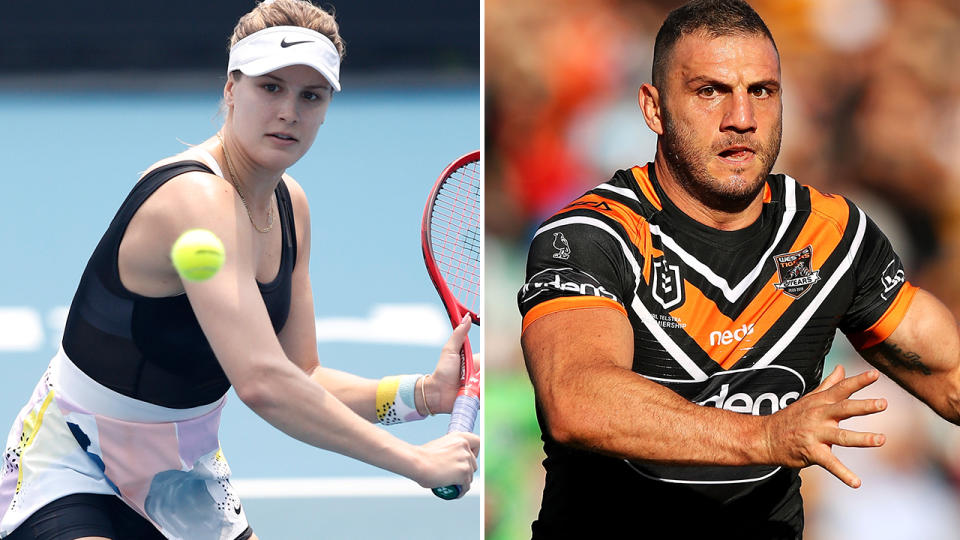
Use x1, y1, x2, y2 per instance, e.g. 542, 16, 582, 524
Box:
447, 394, 479, 433
432, 394, 480, 500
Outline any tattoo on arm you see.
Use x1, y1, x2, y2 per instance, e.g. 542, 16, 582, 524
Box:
869, 342, 932, 376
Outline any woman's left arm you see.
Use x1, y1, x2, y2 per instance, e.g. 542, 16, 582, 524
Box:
277, 177, 467, 421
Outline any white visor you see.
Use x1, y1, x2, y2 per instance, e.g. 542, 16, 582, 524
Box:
228, 26, 341, 92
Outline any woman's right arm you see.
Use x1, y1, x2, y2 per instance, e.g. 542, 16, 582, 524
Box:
133, 171, 479, 490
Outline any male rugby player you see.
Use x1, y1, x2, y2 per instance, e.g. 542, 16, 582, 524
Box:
517, 0, 960, 537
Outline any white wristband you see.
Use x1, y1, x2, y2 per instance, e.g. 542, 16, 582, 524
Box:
376, 374, 426, 425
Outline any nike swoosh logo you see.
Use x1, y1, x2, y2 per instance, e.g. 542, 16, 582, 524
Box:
233, 502, 242, 515
280, 38, 313, 48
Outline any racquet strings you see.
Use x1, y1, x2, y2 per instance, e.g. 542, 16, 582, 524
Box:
429, 158, 481, 320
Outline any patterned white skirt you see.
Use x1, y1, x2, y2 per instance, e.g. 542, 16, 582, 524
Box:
0, 347, 249, 540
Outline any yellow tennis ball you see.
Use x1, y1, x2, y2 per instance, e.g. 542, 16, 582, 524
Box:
170, 229, 225, 282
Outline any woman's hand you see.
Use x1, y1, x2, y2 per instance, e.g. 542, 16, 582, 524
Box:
421, 314, 476, 414
412, 431, 481, 494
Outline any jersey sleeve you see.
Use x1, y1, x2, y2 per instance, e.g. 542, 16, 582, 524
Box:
517, 217, 636, 334
840, 209, 918, 349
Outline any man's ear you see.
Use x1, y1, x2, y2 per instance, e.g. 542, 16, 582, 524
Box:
639, 83, 664, 136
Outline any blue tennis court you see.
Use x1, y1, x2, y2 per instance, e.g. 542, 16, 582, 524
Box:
0, 80, 481, 538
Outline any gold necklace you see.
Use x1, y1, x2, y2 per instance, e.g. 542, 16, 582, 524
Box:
217, 132, 275, 233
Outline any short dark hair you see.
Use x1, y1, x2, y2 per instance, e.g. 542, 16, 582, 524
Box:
651, 0, 777, 90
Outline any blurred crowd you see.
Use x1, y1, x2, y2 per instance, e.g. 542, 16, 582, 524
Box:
484, 0, 960, 538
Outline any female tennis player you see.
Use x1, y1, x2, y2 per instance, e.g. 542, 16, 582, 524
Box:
0, 1, 479, 539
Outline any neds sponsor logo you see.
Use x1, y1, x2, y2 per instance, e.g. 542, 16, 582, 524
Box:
695, 365, 805, 415
709, 323, 755, 346
520, 268, 618, 304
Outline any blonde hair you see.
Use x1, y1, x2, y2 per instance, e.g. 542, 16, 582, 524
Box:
229, 0, 346, 60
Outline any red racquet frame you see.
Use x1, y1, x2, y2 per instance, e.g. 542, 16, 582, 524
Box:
420, 150, 481, 500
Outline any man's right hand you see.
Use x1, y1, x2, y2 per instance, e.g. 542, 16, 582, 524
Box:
762, 364, 887, 488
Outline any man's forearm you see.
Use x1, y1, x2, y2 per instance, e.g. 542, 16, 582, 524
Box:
522, 309, 771, 466
859, 289, 960, 425
524, 308, 887, 488
861, 340, 960, 424
536, 362, 771, 466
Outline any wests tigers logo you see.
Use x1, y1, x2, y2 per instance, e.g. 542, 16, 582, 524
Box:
772, 245, 821, 299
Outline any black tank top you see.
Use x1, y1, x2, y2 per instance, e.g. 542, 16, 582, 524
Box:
62, 160, 297, 408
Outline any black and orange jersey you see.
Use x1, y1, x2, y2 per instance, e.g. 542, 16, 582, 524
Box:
517, 163, 917, 537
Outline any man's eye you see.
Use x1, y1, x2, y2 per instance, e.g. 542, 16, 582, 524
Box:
698, 87, 717, 97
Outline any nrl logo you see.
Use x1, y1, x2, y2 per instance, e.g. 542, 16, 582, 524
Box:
772, 245, 821, 299
652, 256, 684, 310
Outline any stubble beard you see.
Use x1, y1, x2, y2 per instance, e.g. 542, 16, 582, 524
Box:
660, 105, 782, 214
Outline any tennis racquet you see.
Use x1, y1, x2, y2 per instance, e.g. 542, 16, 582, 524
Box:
420, 150, 481, 500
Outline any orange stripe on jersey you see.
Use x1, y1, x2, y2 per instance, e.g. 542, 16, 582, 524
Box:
641, 228, 658, 287
631, 165, 662, 210
672, 270, 792, 369
555, 193, 645, 247
671, 195, 850, 369
670, 282, 733, 364
807, 188, 850, 235
716, 272, 796, 369
763, 183, 772, 203
521, 296, 628, 334
554, 193, 657, 283
847, 282, 918, 350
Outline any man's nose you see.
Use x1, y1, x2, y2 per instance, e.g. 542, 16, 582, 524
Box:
721, 91, 757, 133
